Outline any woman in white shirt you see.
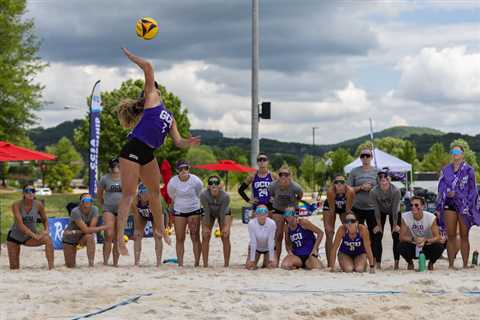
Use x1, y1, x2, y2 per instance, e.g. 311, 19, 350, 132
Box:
246, 205, 277, 269
167, 160, 204, 267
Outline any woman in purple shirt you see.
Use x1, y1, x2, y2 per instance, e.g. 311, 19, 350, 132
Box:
436, 143, 480, 269
115, 48, 200, 256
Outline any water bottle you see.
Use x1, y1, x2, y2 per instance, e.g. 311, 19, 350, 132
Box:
418, 252, 426, 272
162, 258, 178, 264
472, 251, 478, 266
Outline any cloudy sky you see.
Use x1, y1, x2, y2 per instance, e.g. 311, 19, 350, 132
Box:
29, 0, 480, 144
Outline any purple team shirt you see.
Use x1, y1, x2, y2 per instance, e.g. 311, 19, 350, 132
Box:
129, 103, 174, 149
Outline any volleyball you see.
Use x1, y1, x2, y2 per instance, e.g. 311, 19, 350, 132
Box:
135, 17, 158, 40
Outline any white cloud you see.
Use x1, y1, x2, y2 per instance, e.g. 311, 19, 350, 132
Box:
396, 47, 480, 103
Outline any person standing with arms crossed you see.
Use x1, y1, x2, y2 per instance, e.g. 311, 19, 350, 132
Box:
347, 148, 379, 262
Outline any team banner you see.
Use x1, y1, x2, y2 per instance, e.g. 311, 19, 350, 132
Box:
88, 81, 102, 197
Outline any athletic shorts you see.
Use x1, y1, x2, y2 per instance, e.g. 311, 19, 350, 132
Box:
444, 198, 457, 212
272, 208, 287, 216
7, 231, 28, 245
119, 138, 155, 166
62, 240, 80, 246
202, 209, 231, 227
295, 254, 318, 268
322, 199, 346, 214
338, 250, 365, 259
174, 208, 203, 218
256, 249, 269, 255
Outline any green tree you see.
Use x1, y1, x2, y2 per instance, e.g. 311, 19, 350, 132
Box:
326, 148, 354, 178
186, 146, 217, 180
74, 79, 191, 173
45, 137, 83, 192
420, 143, 449, 173
400, 140, 417, 171
299, 155, 326, 191
0, 0, 47, 144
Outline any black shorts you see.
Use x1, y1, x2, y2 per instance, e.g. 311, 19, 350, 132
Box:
7, 231, 28, 245
62, 240, 80, 246
296, 254, 317, 268
272, 208, 287, 215
256, 249, 269, 255
174, 208, 204, 218
444, 201, 457, 212
119, 138, 155, 166
322, 200, 346, 214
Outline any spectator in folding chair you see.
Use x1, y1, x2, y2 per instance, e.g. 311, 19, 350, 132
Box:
62, 193, 109, 268
7, 185, 54, 270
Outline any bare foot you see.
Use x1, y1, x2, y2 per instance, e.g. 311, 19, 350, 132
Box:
394, 261, 400, 270
407, 262, 414, 270
428, 262, 434, 271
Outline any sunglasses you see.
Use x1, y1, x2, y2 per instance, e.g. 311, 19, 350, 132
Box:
345, 218, 357, 224
177, 166, 189, 172
23, 188, 36, 194
450, 149, 463, 155
412, 203, 422, 208
334, 180, 345, 185
279, 172, 290, 178
256, 207, 268, 215
208, 180, 220, 186
257, 157, 268, 162
283, 210, 296, 217
81, 197, 93, 204
360, 154, 372, 159
378, 174, 388, 179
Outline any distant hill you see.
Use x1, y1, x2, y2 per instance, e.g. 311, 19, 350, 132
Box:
29, 121, 479, 159
28, 120, 83, 150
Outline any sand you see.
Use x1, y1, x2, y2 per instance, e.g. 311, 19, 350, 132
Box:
1, 215, 480, 320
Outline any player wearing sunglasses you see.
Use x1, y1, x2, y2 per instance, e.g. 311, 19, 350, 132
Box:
436, 143, 480, 269
322, 173, 355, 267
400, 196, 443, 270
246, 205, 277, 270
268, 165, 304, 266
200, 176, 232, 267
281, 207, 323, 270
347, 148, 380, 260
238, 152, 277, 212
330, 213, 374, 273
63, 193, 109, 268
7, 185, 54, 270
167, 160, 204, 267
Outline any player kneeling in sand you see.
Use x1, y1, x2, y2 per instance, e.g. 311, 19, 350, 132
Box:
62, 193, 109, 268
281, 207, 323, 270
246, 205, 276, 269
330, 213, 375, 273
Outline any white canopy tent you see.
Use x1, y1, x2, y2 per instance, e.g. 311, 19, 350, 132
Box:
344, 148, 413, 188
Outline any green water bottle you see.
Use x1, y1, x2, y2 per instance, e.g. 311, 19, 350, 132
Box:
472, 251, 478, 266
418, 252, 426, 272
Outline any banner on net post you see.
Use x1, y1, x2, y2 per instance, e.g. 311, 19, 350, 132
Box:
88, 81, 102, 198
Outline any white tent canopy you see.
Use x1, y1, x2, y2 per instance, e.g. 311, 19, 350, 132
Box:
344, 148, 412, 173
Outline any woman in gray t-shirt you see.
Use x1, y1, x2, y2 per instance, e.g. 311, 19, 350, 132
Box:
267, 164, 304, 266
97, 158, 122, 266
7, 185, 54, 270
62, 193, 108, 268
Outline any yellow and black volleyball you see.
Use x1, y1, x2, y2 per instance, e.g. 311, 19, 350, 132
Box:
135, 17, 158, 40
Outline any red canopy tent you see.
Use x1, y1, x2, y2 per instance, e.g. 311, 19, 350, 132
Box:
0, 141, 56, 161
193, 160, 256, 190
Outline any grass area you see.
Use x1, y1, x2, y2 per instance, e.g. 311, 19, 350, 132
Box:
0, 191, 249, 244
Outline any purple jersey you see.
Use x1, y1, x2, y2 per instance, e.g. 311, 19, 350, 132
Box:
129, 103, 174, 149
288, 223, 316, 257
137, 200, 153, 220
339, 228, 366, 257
252, 172, 273, 205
